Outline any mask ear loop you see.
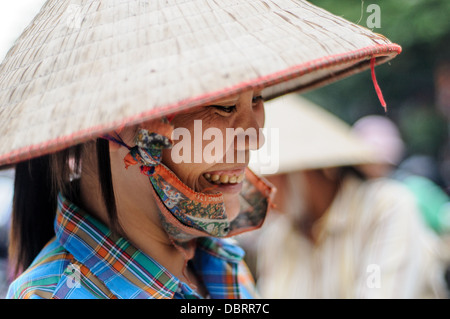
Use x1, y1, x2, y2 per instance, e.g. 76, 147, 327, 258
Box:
102, 132, 132, 150
166, 114, 176, 122
102, 115, 175, 149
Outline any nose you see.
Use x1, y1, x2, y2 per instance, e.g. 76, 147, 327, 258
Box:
233, 92, 265, 152
233, 116, 265, 151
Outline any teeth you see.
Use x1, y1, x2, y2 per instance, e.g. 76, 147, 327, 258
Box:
220, 175, 229, 183
204, 173, 245, 184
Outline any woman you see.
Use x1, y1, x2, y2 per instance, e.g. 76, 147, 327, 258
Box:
9, 90, 272, 299
250, 94, 449, 298
0, 0, 401, 299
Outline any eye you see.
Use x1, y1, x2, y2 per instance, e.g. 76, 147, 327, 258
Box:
252, 95, 264, 105
252, 95, 263, 103
209, 105, 237, 114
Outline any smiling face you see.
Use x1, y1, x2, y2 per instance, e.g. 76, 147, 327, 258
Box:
161, 89, 265, 221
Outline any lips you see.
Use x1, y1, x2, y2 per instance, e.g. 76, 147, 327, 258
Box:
203, 172, 245, 184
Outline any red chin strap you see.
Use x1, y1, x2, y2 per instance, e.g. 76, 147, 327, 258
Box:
371, 57, 387, 112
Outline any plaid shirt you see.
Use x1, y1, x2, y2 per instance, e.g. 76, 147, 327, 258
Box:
7, 194, 258, 299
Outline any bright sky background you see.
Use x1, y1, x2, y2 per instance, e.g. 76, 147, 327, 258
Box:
0, 0, 48, 61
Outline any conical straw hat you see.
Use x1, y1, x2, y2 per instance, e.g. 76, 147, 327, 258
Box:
0, 0, 401, 166
249, 93, 381, 175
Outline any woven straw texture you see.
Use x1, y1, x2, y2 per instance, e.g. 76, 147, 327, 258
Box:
0, 0, 401, 166
249, 93, 380, 175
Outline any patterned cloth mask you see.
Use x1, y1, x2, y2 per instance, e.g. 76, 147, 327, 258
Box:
103, 118, 275, 254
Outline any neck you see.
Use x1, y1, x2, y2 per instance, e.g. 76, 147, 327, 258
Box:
115, 201, 205, 294
299, 169, 339, 242
79, 145, 201, 290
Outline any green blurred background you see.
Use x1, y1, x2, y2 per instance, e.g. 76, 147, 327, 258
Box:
305, 0, 450, 191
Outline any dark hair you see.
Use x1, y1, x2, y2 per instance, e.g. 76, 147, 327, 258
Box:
96, 139, 120, 233
338, 166, 368, 181
9, 139, 118, 277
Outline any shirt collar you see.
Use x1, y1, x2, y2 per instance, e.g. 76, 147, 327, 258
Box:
54, 193, 245, 299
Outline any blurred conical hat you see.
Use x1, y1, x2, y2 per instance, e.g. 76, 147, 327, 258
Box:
250, 93, 380, 175
0, 0, 400, 166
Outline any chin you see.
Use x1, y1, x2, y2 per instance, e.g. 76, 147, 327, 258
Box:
224, 196, 241, 222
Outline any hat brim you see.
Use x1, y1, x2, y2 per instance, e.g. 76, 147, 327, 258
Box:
0, 0, 400, 166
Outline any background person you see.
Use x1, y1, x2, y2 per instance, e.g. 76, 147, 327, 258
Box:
352, 116, 450, 236
352, 116, 450, 295
248, 94, 449, 298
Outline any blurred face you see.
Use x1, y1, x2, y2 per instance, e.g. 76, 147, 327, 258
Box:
162, 89, 265, 221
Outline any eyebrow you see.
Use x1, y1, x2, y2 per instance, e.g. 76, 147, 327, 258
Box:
210, 93, 263, 106
212, 97, 239, 105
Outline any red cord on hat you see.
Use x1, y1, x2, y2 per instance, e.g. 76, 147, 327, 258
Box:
166, 114, 176, 122
370, 57, 387, 112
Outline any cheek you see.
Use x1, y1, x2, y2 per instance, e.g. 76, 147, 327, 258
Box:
161, 148, 213, 190
203, 126, 231, 163
165, 115, 229, 166
160, 110, 233, 188
222, 193, 241, 221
